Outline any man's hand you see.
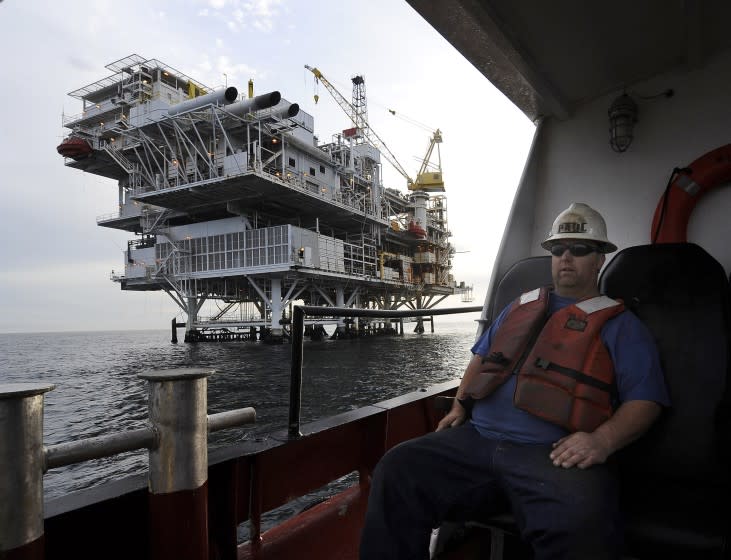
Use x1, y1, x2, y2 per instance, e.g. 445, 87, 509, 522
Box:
436, 400, 467, 431
550, 400, 662, 469
549, 431, 612, 469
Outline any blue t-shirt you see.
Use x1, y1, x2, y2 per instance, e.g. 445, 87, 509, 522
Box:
469, 293, 670, 444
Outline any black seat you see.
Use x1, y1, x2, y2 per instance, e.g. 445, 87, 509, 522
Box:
441, 244, 731, 559
599, 242, 731, 559
436, 256, 551, 557
435, 257, 552, 417
485, 256, 552, 324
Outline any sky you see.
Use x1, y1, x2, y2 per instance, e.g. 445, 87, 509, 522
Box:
0, 0, 535, 333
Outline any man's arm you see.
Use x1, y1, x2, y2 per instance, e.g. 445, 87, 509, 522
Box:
436, 354, 483, 431
549, 400, 661, 469
438, 306, 511, 432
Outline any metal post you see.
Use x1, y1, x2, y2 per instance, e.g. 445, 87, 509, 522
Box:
0, 383, 54, 560
289, 306, 305, 438
270, 277, 283, 339
185, 297, 198, 342
139, 368, 214, 560
335, 285, 345, 337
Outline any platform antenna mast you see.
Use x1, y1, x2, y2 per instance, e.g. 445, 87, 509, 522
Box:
351, 75, 368, 142
305, 64, 414, 187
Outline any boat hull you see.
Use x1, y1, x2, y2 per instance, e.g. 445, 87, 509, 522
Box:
56, 137, 92, 160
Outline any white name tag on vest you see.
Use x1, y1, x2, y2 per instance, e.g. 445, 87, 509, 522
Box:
520, 288, 541, 305
576, 295, 620, 314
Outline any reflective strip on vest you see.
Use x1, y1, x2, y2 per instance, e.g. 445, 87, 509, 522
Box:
520, 288, 541, 305
575, 295, 621, 314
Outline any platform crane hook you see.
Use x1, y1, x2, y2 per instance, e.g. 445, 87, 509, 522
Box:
304, 64, 445, 193
304, 64, 415, 189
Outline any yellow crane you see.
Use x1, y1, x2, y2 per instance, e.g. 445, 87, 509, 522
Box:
304, 65, 445, 192
413, 128, 444, 192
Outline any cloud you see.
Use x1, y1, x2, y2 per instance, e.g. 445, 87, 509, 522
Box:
206, 0, 283, 33
189, 54, 261, 89
253, 19, 272, 32
196, 56, 213, 74
247, 0, 281, 18
247, 0, 282, 32
67, 56, 97, 73
218, 55, 260, 81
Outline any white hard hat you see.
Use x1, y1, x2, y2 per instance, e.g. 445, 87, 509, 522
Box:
541, 203, 617, 253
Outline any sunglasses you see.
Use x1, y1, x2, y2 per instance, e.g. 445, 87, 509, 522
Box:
549, 242, 598, 257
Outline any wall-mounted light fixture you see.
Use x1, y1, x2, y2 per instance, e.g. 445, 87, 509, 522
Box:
608, 88, 673, 153
608, 93, 638, 153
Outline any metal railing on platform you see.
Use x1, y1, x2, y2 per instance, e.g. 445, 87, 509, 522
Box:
0, 368, 256, 560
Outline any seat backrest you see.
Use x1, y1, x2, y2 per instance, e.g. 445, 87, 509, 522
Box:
599, 243, 731, 527
486, 256, 552, 324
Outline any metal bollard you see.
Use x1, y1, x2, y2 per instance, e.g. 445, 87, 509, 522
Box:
0, 383, 55, 560
139, 368, 214, 560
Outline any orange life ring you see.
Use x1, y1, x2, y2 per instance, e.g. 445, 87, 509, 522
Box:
651, 144, 731, 243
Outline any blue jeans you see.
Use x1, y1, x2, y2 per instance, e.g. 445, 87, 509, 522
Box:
359, 423, 621, 560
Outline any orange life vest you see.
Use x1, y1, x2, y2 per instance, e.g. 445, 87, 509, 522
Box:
463, 287, 625, 432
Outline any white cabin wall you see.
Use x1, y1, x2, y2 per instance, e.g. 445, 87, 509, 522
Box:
485, 49, 731, 318
166, 216, 249, 240
526, 49, 731, 273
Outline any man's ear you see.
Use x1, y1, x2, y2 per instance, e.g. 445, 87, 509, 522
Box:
598, 253, 606, 271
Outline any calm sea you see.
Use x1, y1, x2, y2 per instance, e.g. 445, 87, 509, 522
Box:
0, 318, 480, 505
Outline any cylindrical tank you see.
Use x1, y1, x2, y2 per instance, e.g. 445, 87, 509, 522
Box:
283, 132, 332, 165
412, 191, 429, 230
167, 86, 238, 116
226, 91, 282, 117
266, 102, 300, 119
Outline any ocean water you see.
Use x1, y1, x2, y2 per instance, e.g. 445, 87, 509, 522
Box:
0, 318, 480, 503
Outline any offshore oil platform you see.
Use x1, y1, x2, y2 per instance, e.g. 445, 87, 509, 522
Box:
58, 54, 472, 342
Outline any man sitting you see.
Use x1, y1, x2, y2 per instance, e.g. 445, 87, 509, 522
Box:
359, 202, 670, 560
